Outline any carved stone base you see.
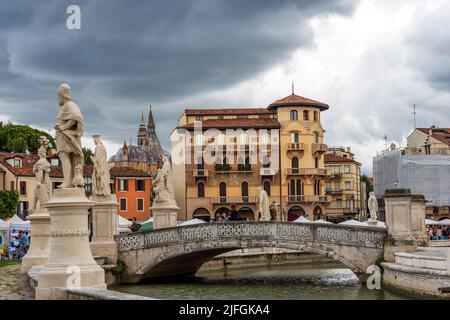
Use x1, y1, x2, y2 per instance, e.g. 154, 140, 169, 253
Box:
383, 236, 417, 262
21, 209, 51, 273
35, 188, 106, 300
90, 194, 118, 264
367, 219, 378, 227
152, 205, 180, 229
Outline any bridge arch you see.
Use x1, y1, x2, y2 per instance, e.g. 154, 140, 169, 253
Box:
116, 221, 386, 284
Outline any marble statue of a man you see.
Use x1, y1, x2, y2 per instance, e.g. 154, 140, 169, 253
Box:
258, 187, 270, 221
152, 155, 175, 205
32, 136, 51, 210
54, 83, 85, 188
368, 191, 378, 220
91, 135, 111, 197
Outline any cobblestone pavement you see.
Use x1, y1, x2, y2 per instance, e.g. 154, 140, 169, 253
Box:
0, 263, 35, 300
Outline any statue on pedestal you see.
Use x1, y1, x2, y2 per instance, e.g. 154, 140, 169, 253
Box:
91, 135, 111, 197
54, 83, 85, 188
368, 191, 378, 221
258, 187, 270, 221
32, 136, 51, 210
152, 155, 176, 206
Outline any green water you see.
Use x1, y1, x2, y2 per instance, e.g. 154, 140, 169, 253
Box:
113, 262, 413, 300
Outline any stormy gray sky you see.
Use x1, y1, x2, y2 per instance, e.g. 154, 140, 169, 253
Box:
0, 0, 449, 174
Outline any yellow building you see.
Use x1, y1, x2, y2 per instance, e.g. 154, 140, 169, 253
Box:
324, 147, 363, 222
171, 92, 332, 221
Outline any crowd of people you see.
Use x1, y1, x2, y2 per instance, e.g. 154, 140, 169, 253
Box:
9, 230, 30, 259
427, 225, 450, 240
212, 204, 278, 222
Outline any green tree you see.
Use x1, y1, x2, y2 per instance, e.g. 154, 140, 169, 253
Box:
0, 190, 19, 220
362, 174, 373, 199
83, 147, 94, 166
0, 123, 55, 153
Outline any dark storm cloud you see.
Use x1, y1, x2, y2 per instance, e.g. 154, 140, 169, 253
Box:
0, 0, 358, 147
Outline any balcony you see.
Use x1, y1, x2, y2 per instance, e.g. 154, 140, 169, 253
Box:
287, 195, 331, 203
260, 168, 278, 176
326, 190, 343, 196
193, 169, 209, 177
285, 168, 329, 176
286, 143, 305, 152
211, 196, 258, 204
312, 143, 328, 155
327, 207, 360, 215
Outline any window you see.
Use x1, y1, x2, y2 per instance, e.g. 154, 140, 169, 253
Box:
10, 181, 14, 191
303, 110, 309, 121
337, 199, 342, 208
334, 182, 340, 191
137, 199, 144, 212
119, 198, 127, 211
195, 116, 203, 121
136, 180, 145, 192
345, 181, 351, 190
119, 179, 128, 191
198, 182, 205, 198
290, 132, 299, 143
241, 182, 249, 202
314, 111, 318, 122
263, 181, 271, 196
326, 183, 331, 193
291, 157, 299, 172
290, 110, 298, 120
219, 182, 227, 203
313, 131, 319, 144
218, 115, 224, 120
19, 181, 26, 196
344, 165, 350, 173
263, 155, 271, 168
289, 179, 303, 195
314, 180, 321, 195
51, 158, 59, 166
14, 159, 21, 167
314, 157, 319, 169
334, 166, 340, 174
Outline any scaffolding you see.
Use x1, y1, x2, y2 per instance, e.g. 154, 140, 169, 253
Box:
373, 149, 450, 206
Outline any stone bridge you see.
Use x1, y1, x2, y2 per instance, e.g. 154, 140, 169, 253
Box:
115, 221, 387, 283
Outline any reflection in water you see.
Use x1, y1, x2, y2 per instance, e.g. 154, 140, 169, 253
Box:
113, 262, 412, 300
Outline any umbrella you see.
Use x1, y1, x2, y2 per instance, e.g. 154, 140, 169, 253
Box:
339, 219, 366, 226
293, 216, 311, 223
178, 218, 207, 226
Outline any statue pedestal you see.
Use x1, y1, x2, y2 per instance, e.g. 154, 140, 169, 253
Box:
367, 219, 378, 227
90, 194, 118, 264
21, 209, 51, 273
35, 188, 106, 300
152, 204, 179, 229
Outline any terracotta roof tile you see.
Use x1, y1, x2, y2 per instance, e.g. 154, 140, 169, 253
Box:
268, 93, 329, 111
324, 153, 359, 164
185, 108, 275, 116
178, 118, 281, 130
417, 128, 450, 146
110, 166, 152, 177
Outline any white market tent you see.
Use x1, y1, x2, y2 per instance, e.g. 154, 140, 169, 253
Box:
0, 219, 10, 230
437, 219, 450, 226
8, 215, 30, 231
425, 219, 441, 225
293, 216, 311, 223
361, 220, 386, 228
313, 219, 333, 224
338, 219, 366, 226
178, 218, 207, 226
117, 215, 132, 228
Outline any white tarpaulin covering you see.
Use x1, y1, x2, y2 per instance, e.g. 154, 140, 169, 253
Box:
293, 216, 311, 223
117, 215, 132, 228
425, 219, 440, 225
362, 220, 386, 228
313, 219, 333, 224
178, 218, 207, 226
8, 215, 30, 230
338, 219, 366, 226
437, 219, 450, 225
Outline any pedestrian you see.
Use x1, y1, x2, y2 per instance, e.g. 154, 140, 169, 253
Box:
130, 217, 141, 232
230, 205, 239, 221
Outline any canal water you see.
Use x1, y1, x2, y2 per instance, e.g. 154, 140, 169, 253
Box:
113, 261, 413, 300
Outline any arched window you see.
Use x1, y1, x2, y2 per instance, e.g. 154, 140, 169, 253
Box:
314, 180, 321, 195
291, 157, 299, 174
241, 182, 249, 202
290, 110, 298, 121
314, 111, 318, 122
263, 155, 271, 168
315, 157, 319, 169
219, 182, 227, 203
197, 182, 205, 198
314, 131, 319, 144
303, 110, 309, 121
290, 132, 299, 143
263, 181, 271, 196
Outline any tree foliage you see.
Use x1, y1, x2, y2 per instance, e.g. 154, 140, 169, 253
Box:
0, 122, 55, 153
0, 190, 19, 220
362, 174, 373, 199
83, 147, 94, 166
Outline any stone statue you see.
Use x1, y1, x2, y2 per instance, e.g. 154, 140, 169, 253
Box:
91, 135, 111, 197
368, 191, 378, 221
152, 155, 175, 205
32, 136, 51, 210
258, 187, 270, 221
54, 83, 85, 188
